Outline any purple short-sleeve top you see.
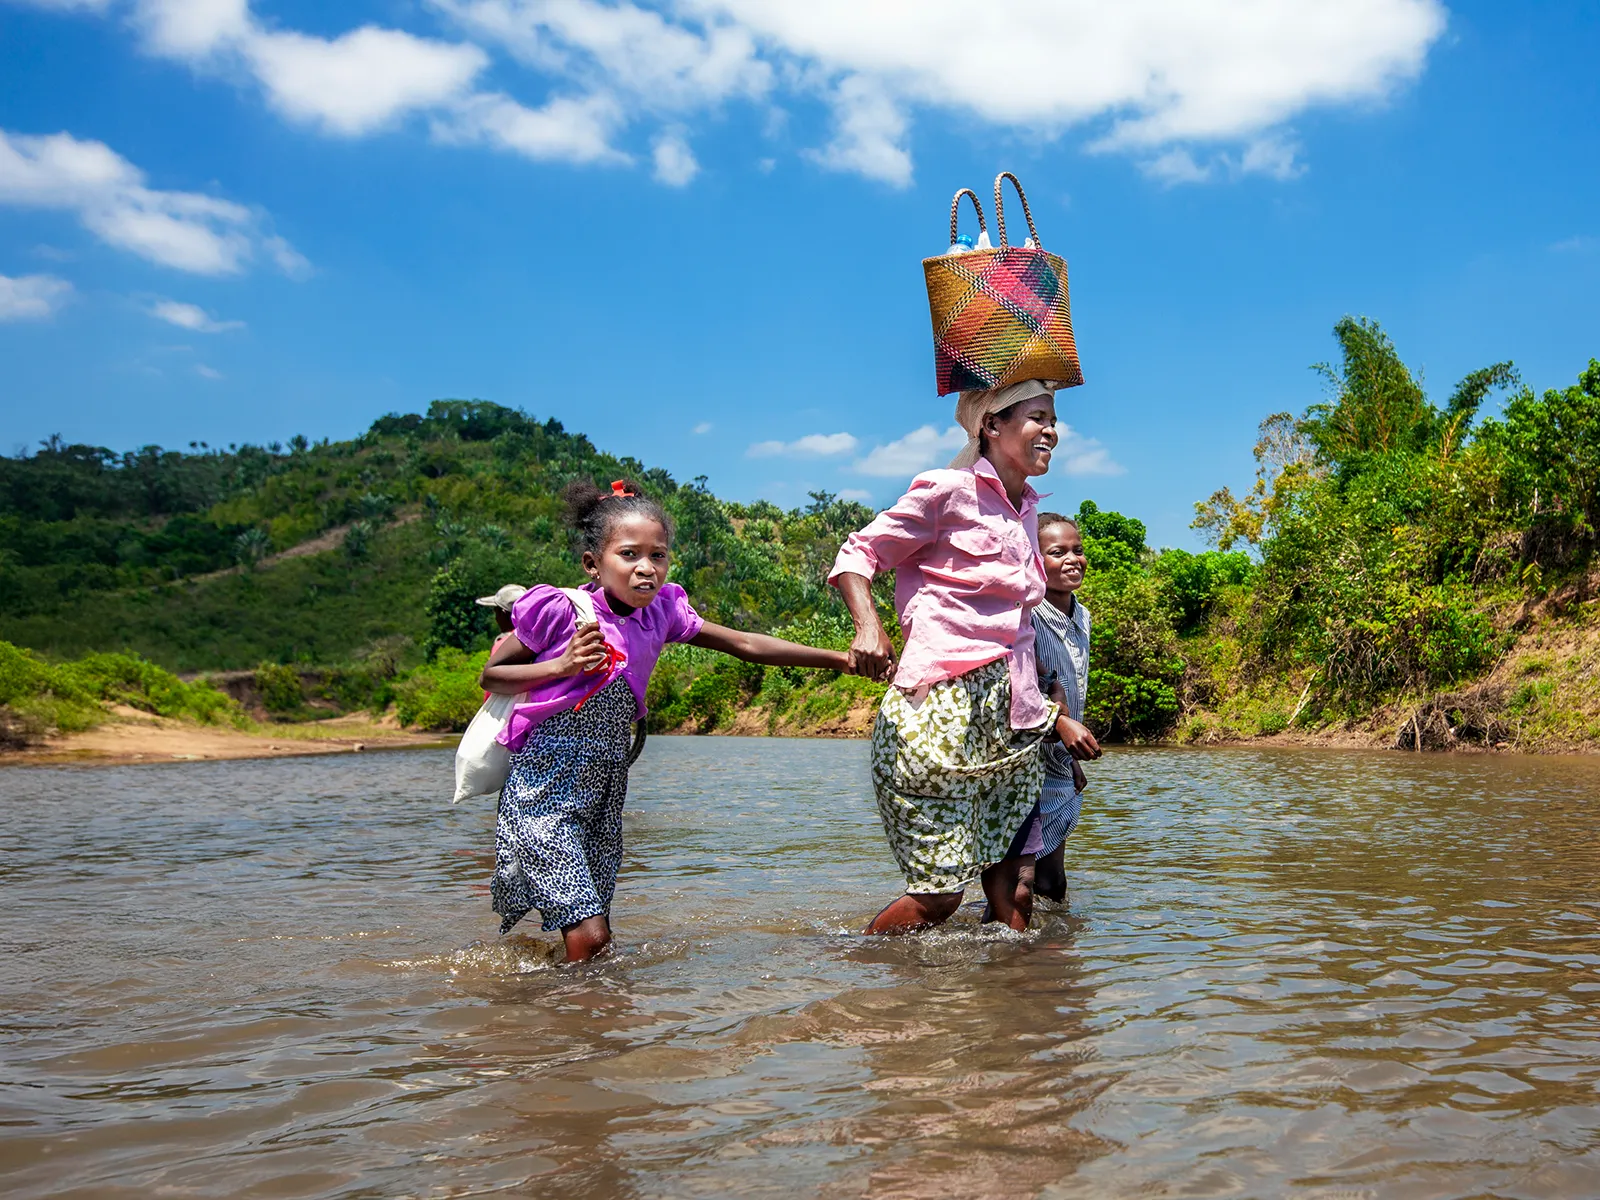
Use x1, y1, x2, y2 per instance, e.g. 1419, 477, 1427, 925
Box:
496, 581, 704, 751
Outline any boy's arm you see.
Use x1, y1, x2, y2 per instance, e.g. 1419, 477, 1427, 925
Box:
1050, 678, 1101, 761
687, 621, 850, 672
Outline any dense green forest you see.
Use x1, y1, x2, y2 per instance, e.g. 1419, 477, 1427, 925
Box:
3, 317, 1598, 751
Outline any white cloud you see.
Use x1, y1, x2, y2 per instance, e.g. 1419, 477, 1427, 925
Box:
0, 129, 304, 275
28, 0, 1445, 184
194, 363, 224, 379
1551, 235, 1597, 255
132, 2, 494, 140
10, 0, 111, 9
1240, 134, 1304, 181
854, 424, 967, 478
1141, 135, 1305, 186
805, 75, 912, 187
148, 298, 243, 332
434, 91, 628, 164
1141, 148, 1213, 186
836, 487, 873, 503
263, 234, 311, 279
0, 273, 73, 320
692, 421, 713, 435
245, 27, 487, 136
652, 129, 698, 186
748, 431, 860, 458
712, 0, 1443, 176
1054, 424, 1124, 477
434, 0, 772, 109
134, 0, 249, 58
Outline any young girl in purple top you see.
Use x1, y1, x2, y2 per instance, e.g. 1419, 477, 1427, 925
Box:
479, 480, 849, 963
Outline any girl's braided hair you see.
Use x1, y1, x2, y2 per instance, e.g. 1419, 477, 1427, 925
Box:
562, 478, 674, 555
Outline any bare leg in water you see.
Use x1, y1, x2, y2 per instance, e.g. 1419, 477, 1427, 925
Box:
562, 914, 612, 962
1034, 844, 1067, 903
868, 858, 1037, 935
981, 855, 1035, 931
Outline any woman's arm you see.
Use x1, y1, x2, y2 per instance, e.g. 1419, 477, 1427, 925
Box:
826, 477, 944, 683
687, 622, 849, 671
478, 623, 609, 694
834, 573, 895, 681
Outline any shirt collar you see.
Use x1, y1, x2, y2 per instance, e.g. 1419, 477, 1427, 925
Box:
1040, 594, 1086, 631
972, 456, 1044, 516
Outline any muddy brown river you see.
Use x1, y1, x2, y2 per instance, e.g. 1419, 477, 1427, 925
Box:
2, 740, 1598, 1198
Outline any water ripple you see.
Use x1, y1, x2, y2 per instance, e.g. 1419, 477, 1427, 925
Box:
3, 741, 1599, 1198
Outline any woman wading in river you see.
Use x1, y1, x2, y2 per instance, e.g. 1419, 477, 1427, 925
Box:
830, 379, 1101, 934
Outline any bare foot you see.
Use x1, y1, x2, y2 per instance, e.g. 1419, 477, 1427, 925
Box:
561, 914, 612, 962
865, 891, 963, 935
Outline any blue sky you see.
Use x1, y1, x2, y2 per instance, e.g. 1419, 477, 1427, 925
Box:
1, 0, 1596, 548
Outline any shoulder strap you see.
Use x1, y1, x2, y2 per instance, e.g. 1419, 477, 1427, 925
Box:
560, 586, 597, 626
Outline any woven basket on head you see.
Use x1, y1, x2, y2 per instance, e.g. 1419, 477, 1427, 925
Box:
922, 172, 1084, 396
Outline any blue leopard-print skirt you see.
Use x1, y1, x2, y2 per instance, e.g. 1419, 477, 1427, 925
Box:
491, 676, 638, 934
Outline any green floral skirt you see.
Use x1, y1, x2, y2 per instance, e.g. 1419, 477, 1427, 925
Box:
870, 657, 1056, 894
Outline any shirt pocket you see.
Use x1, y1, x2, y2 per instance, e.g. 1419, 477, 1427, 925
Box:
945, 526, 1006, 560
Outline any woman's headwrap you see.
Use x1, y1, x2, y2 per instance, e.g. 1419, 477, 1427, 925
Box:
948, 379, 1056, 469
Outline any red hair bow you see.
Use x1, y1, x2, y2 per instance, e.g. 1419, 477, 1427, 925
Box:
610, 480, 637, 498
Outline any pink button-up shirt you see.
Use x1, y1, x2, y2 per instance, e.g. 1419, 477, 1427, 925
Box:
496, 581, 704, 751
828, 457, 1052, 730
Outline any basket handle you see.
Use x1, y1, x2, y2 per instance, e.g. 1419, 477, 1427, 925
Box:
948, 187, 989, 246
993, 171, 1042, 250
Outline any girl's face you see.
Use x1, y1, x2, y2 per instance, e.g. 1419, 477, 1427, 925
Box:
1039, 522, 1086, 593
584, 514, 672, 608
985, 394, 1058, 478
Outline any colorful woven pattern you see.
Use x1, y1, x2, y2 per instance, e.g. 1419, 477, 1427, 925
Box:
922, 173, 1084, 397
923, 245, 1082, 396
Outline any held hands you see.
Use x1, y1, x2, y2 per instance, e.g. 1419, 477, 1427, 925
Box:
558, 621, 610, 676
847, 622, 897, 682
1055, 714, 1101, 762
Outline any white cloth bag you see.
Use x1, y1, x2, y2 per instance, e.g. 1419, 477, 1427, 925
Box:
451, 587, 597, 803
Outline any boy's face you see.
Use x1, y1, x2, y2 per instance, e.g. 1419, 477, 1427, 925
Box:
1040, 523, 1086, 593
583, 513, 672, 608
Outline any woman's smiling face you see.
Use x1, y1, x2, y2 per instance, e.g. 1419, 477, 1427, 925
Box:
984, 394, 1058, 477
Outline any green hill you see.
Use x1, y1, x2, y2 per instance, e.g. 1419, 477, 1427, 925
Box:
0, 402, 870, 669
4, 318, 1599, 752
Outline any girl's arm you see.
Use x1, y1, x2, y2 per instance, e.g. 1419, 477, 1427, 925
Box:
688, 621, 849, 672
478, 623, 609, 694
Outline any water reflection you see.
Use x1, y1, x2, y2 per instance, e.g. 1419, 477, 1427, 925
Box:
2, 742, 1599, 1198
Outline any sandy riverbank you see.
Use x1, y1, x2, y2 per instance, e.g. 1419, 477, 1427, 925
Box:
0, 708, 455, 768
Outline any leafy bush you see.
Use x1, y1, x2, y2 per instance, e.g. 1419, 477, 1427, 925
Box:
0, 640, 100, 738
255, 661, 304, 714
1151, 548, 1255, 635
394, 648, 487, 730
344, 520, 374, 561
1077, 547, 1185, 737
0, 639, 241, 739
57, 652, 242, 724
